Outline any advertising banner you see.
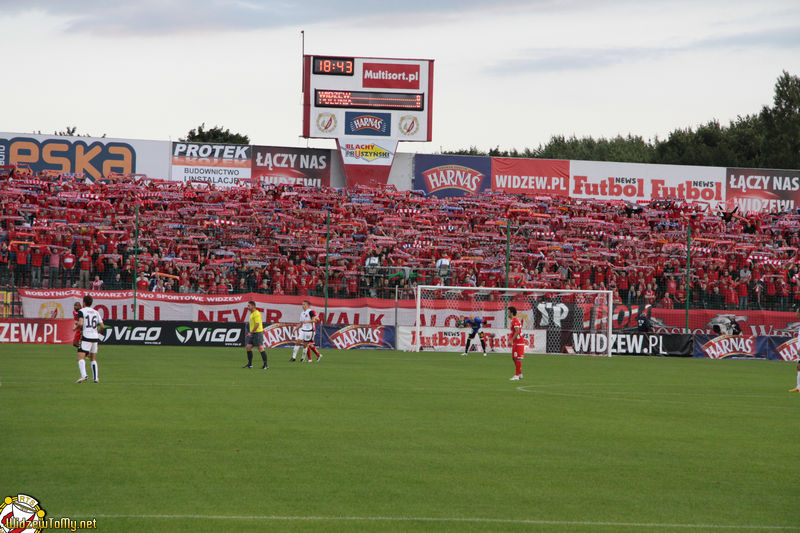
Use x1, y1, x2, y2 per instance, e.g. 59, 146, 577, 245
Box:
322, 324, 396, 350
491, 158, 570, 196
337, 137, 398, 188
648, 308, 799, 336
0, 132, 170, 181
170, 142, 251, 187
767, 335, 800, 361
414, 154, 492, 198
725, 167, 800, 212
251, 145, 331, 187
570, 160, 726, 203
396, 326, 545, 353
0, 318, 74, 344
18, 289, 408, 326
566, 332, 693, 356
693, 334, 760, 359
100, 321, 245, 346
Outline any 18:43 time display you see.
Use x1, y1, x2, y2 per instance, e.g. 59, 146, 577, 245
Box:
312, 57, 355, 76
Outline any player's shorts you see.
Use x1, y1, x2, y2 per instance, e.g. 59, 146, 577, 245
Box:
248, 332, 264, 347
468, 330, 484, 340
512, 343, 525, 359
80, 339, 99, 355
299, 329, 314, 342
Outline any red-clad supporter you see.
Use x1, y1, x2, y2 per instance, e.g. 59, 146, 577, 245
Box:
643, 284, 656, 306
737, 279, 749, 310
659, 292, 674, 309
90, 275, 104, 291
136, 274, 149, 292
30, 245, 44, 287
724, 283, 739, 310
78, 250, 92, 289
765, 277, 777, 309
675, 282, 686, 305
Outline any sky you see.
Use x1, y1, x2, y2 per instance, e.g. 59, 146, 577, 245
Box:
2, 0, 799, 154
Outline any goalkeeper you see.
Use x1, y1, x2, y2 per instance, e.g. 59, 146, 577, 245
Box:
459, 316, 488, 357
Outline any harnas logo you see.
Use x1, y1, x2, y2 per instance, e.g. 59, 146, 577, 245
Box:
345, 112, 391, 136
422, 165, 484, 193
329, 325, 385, 349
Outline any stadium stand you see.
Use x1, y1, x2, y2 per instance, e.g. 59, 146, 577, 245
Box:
1, 167, 798, 315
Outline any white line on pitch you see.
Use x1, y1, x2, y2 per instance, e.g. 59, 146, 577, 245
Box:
80, 513, 800, 530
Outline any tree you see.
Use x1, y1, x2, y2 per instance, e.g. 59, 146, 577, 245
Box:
759, 70, 800, 169
181, 123, 249, 144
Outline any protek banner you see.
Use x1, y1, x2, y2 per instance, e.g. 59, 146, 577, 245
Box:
170, 142, 251, 187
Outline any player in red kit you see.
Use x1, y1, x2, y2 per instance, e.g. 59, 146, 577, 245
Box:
508, 306, 524, 381
72, 301, 82, 347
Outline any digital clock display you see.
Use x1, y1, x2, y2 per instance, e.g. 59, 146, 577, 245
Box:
315, 89, 424, 111
312, 57, 355, 76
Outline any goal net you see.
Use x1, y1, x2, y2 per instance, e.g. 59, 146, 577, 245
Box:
413, 285, 613, 356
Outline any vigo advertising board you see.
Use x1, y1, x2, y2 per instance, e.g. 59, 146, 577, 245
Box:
0, 132, 170, 180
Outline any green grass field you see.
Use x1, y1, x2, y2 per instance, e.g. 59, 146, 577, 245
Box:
2, 345, 798, 532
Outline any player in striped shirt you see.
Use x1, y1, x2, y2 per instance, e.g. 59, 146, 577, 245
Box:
508, 306, 524, 381
75, 295, 105, 383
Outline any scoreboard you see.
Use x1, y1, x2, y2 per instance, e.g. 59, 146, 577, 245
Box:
302, 55, 433, 142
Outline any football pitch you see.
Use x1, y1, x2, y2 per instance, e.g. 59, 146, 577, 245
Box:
2, 345, 798, 533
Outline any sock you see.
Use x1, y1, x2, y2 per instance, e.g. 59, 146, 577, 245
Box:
91, 361, 98, 381
78, 359, 87, 378
260, 351, 268, 366
292, 345, 301, 359
480, 339, 487, 353
796, 371, 799, 388
310, 345, 321, 359
464, 339, 472, 353
514, 359, 522, 376
246, 351, 253, 365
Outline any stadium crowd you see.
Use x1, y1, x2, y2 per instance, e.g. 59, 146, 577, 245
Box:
1, 165, 799, 312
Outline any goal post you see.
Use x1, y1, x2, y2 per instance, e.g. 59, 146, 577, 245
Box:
413, 285, 614, 357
